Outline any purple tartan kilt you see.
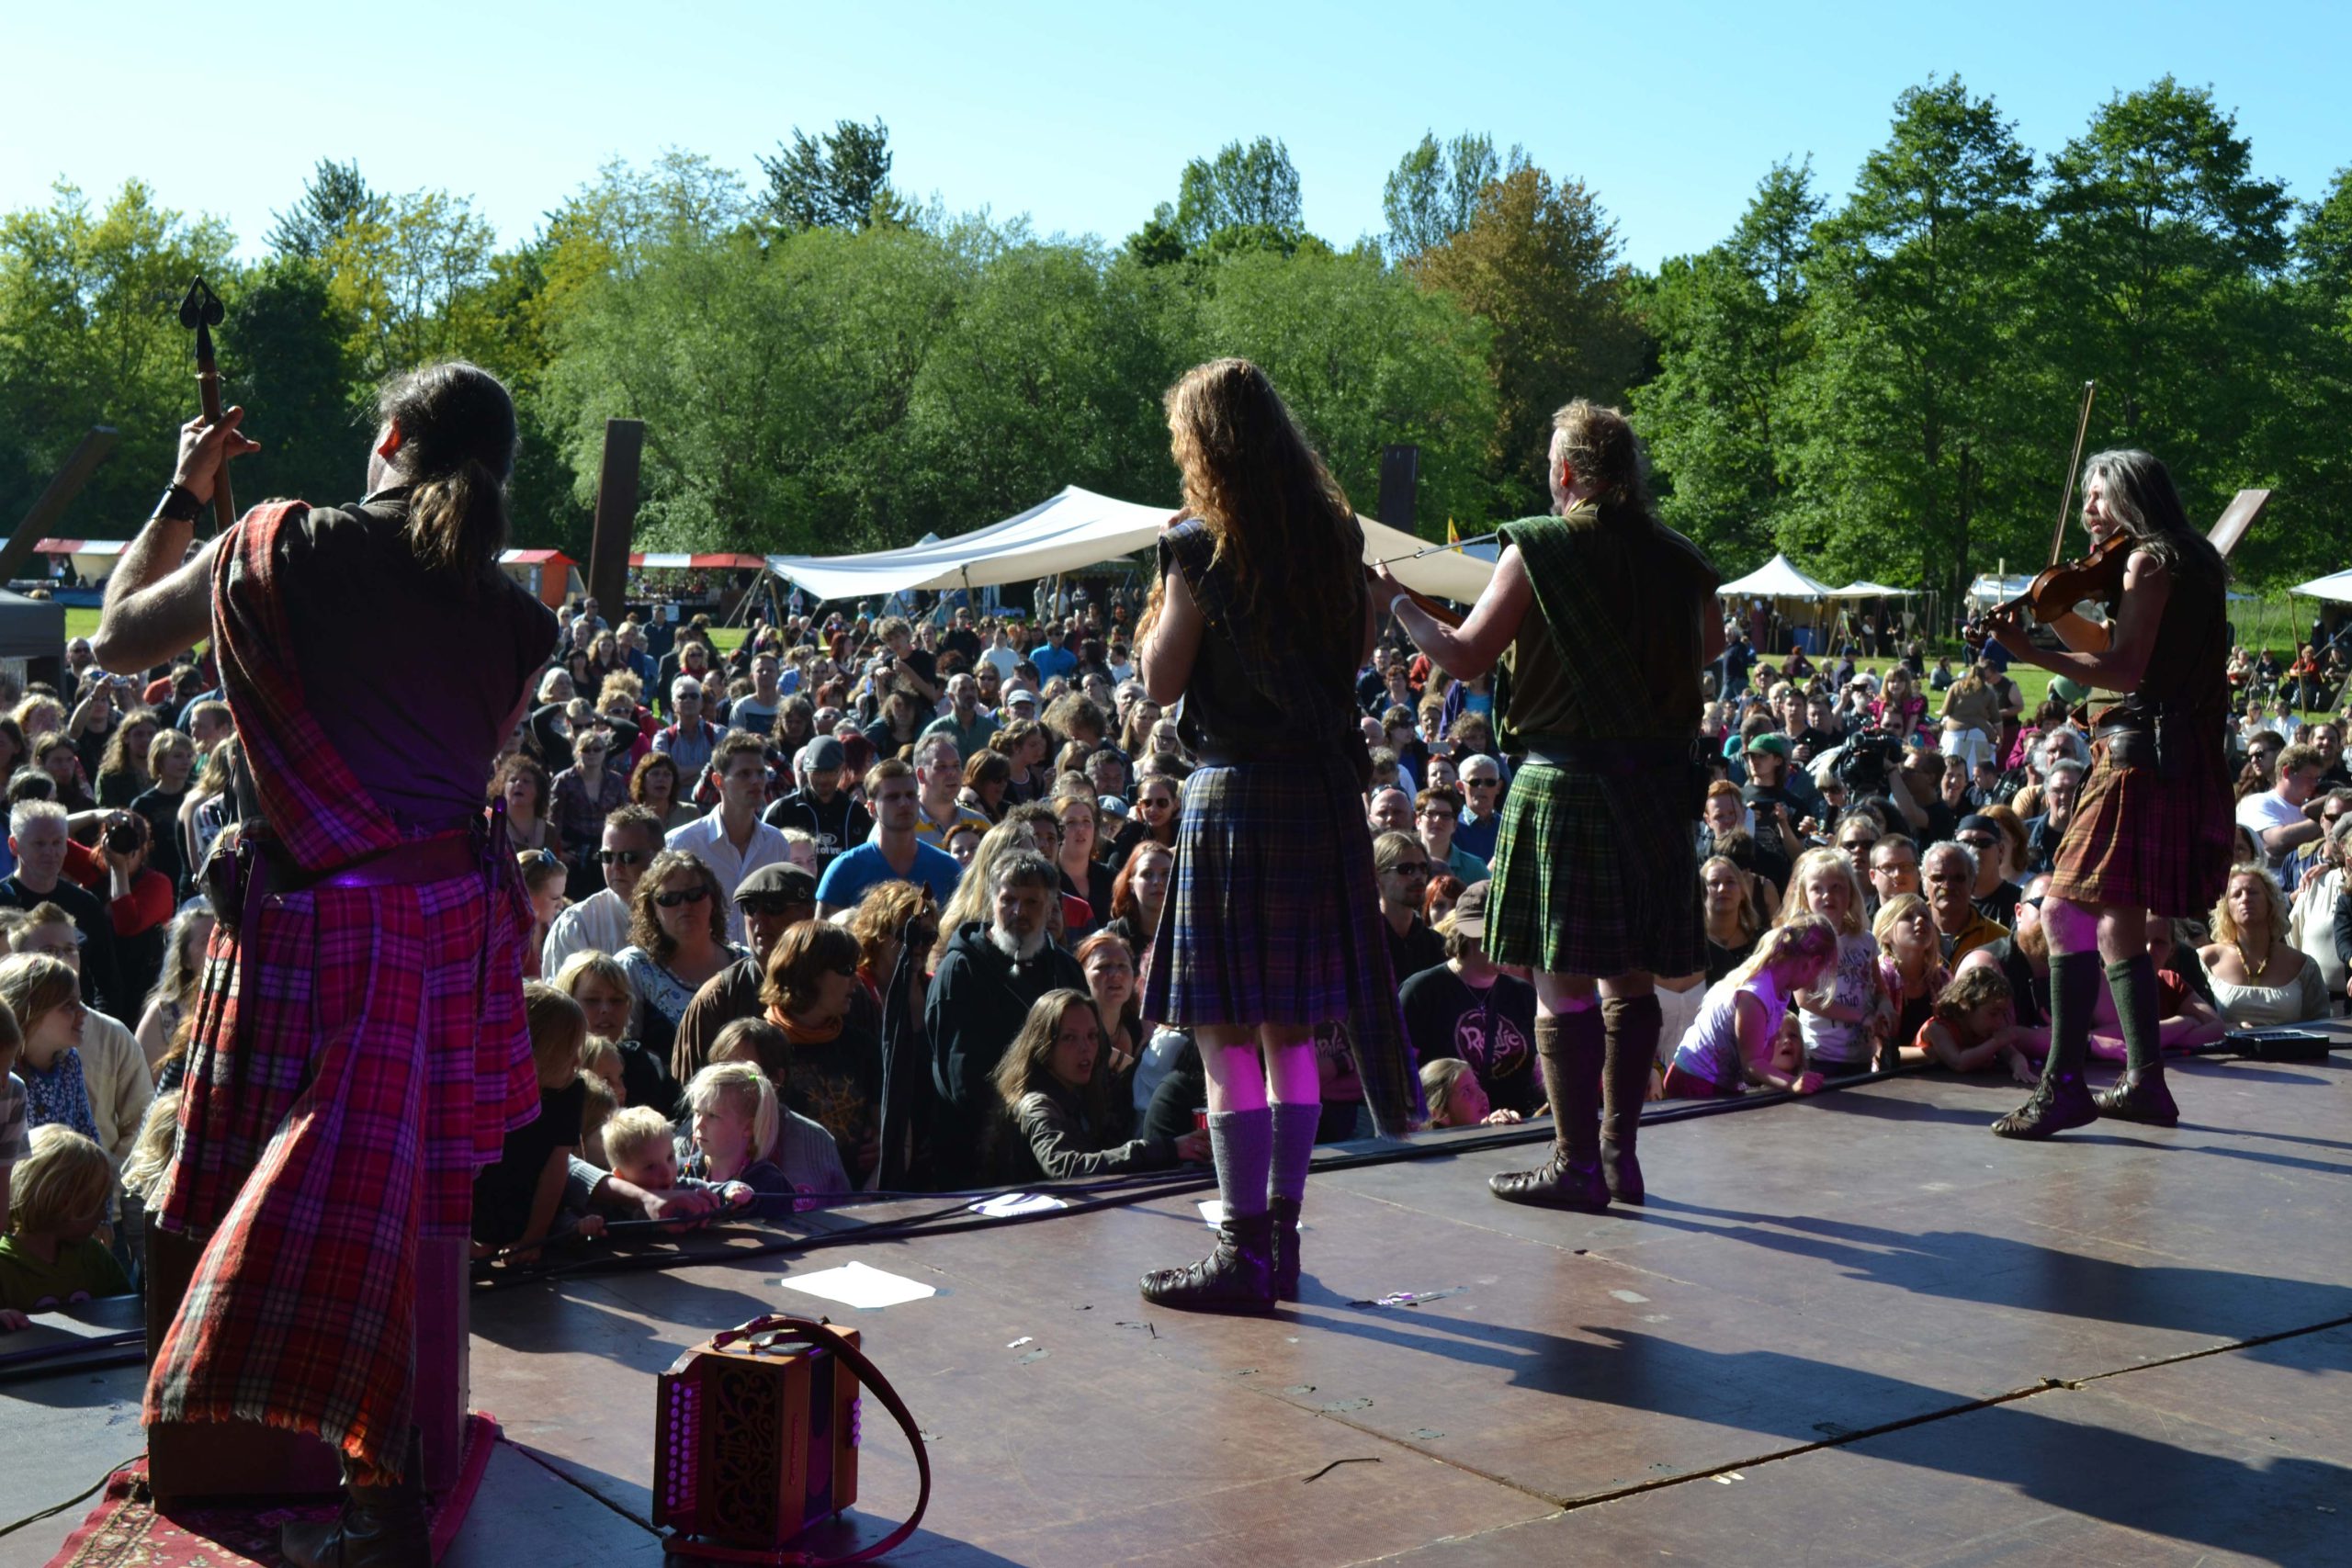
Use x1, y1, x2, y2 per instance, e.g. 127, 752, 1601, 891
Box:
1140, 757, 1381, 1029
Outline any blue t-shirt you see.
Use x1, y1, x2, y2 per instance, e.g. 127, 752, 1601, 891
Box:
1030, 643, 1077, 682
815, 840, 963, 909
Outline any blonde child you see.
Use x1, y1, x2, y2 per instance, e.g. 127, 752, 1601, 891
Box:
0, 1126, 130, 1326
1663, 915, 1839, 1099
579, 1074, 617, 1168
1419, 1057, 1521, 1129
1873, 892, 1950, 1055
0, 953, 96, 1145
1914, 967, 2041, 1087
591, 1105, 752, 1225
1780, 848, 1890, 1078
0, 1001, 23, 1233
471, 984, 605, 1261
682, 1060, 848, 1215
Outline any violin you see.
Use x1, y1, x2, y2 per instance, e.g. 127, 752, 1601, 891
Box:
1970, 379, 2105, 649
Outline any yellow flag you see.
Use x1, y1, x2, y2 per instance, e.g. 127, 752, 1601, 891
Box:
1445, 518, 1461, 553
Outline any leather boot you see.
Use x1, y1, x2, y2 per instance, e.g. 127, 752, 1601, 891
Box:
1599, 996, 1661, 1206
1989, 1069, 2098, 1140
1267, 1198, 1302, 1303
1140, 1211, 1275, 1314
2095, 1067, 2179, 1126
1491, 1011, 1610, 1212
281, 1428, 428, 1568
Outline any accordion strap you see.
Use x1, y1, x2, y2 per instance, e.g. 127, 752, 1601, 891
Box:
687, 1314, 933, 1567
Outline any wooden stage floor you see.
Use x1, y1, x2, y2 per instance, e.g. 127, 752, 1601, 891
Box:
6, 1049, 2349, 1567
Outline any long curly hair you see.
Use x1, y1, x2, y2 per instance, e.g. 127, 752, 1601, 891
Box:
1144, 357, 1363, 668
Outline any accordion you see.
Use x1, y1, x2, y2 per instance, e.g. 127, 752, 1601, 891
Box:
654, 1314, 932, 1566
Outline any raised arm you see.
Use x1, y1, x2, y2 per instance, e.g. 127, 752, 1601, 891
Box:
92, 409, 255, 674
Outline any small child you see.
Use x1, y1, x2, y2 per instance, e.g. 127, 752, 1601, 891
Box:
472, 984, 605, 1261
1664, 915, 1839, 1100
1419, 1057, 1520, 1129
1913, 967, 2041, 1087
1781, 848, 1890, 1079
587, 1105, 754, 1226
682, 1061, 848, 1215
117, 1089, 182, 1285
0, 1126, 130, 1328
579, 1074, 618, 1169
1, 953, 96, 1144
518, 853, 570, 980
0, 1000, 25, 1232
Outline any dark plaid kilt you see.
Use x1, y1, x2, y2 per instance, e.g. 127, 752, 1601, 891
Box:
1487, 761, 1706, 978
2047, 737, 2233, 918
1142, 756, 1384, 1027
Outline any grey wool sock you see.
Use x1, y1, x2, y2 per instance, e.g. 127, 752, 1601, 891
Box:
1267, 1100, 1321, 1205
1208, 1107, 1272, 1219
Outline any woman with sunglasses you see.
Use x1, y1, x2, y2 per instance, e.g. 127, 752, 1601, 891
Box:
549, 727, 628, 898
615, 850, 750, 1089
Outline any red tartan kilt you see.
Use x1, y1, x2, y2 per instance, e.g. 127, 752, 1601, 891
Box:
2045, 739, 2233, 919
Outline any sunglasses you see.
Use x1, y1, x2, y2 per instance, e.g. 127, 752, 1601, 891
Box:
599, 849, 649, 866
654, 886, 712, 908
736, 896, 799, 917
1388, 863, 1431, 877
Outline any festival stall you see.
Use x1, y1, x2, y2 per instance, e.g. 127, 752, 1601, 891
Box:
499, 548, 582, 609
1717, 552, 1835, 654
762, 483, 1497, 609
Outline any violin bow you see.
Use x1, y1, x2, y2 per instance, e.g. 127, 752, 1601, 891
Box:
176, 276, 235, 532
2048, 380, 2097, 568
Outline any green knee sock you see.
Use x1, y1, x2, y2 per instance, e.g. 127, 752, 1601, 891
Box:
2106, 953, 2164, 1076
2045, 951, 2100, 1083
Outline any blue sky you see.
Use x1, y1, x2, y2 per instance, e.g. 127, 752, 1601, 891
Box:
16, 1, 2349, 269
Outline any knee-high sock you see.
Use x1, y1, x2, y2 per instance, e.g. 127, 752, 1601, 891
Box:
2045, 950, 2100, 1082
2106, 953, 2164, 1076
1208, 1107, 1272, 1219
1600, 994, 1663, 1142
1535, 1008, 1604, 1159
1267, 1100, 1320, 1206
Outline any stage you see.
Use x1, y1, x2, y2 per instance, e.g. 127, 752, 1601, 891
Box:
6, 1049, 2349, 1567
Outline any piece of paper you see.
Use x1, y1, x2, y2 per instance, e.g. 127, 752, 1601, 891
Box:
968, 1191, 1067, 1217
778, 1260, 937, 1310
1198, 1199, 1226, 1228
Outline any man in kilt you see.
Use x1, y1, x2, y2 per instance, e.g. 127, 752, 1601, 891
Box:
1978, 450, 2233, 1137
94, 362, 555, 1566
1374, 400, 1722, 1211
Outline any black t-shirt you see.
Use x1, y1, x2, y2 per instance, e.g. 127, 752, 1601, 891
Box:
1973, 880, 2023, 931
1385, 918, 1446, 994
778, 1021, 884, 1180
942, 627, 982, 665
275, 496, 558, 831
472, 1077, 587, 1247
1705, 934, 1756, 984
763, 789, 874, 869
130, 784, 191, 896
1977, 937, 2048, 1029
1400, 964, 1542, 1114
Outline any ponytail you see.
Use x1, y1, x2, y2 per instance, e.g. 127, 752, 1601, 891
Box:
376, 361, 517, 589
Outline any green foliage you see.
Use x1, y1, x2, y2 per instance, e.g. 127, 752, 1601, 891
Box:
265, 158, 374, 260
1382, 131, 1527, 262
759, 119, 903, 233
221, 256, 364, 506
321, 186, 499, 382
1173, 138, 1304, 249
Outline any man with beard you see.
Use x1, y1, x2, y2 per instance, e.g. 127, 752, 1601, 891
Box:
925, 852, 1083, 1185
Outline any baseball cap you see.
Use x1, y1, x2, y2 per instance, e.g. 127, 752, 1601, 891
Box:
1006, 688, 1041, 712
1444, 879, 1492, 939
1746, 733, 1792, 759
736, 863, 817, 904
804, 736, 847, 772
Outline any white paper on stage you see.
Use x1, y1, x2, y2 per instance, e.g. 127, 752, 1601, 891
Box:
968, 1191, 1067, 1217
777, 1260, 937, 1309
1197, 1200, 1225, 1228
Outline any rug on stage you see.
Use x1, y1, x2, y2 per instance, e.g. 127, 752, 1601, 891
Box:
42, 1413, 501, 1568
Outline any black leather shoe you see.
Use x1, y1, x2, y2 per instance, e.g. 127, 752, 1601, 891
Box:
2095, 1068, 2179, 1127
1268, 1198, 1301, 1303
1488, 1151, 1612, 1212
1140, 1213, 1276, 1314
1990, 1072, 2099, 1140
1599, 1138, 1644, 1206
281, 1429, 428, 1568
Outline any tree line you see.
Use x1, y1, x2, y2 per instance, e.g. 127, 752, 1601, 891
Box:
2, 76, 2346, 596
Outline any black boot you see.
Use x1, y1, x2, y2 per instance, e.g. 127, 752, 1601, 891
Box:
1268, 1197, 1301, 1303
2095, 1068, 2179, 1126
1491, 1011, 1611, 1212
281, 1428, 428, 1568
1993, 950, 2100, 1141
1140, 1212, 1275, 1314
1599, 996, 1661, 1206
1990, 1070, 2099, 1139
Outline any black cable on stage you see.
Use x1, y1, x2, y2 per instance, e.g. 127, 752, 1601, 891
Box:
470, 1063, 1934, 1294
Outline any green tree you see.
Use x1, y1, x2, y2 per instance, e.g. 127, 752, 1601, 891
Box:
1174, 138, 1304, 248
1410, 165, 1648, 518
321, 186, 499, 381
0, 179, 235, 538
1382, 131, 1526, 262
1788, 78, 2042, 594
1634, 160, 1823, 569
266, 158, 376, 259
221, 256, 364, 506
2250, 167, 2352, 585
759, 118, 902, 233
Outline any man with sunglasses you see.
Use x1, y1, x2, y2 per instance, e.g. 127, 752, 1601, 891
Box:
1454, 756, 1504, 863
541, 806, 665, 977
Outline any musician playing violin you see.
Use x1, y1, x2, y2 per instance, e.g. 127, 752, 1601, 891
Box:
1976, 449, 2233, 1138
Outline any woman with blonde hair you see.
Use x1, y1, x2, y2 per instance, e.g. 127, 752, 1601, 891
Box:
1132, 358, 1417, 1313
136, 897, 217, 1071
2198, 863, 2327, 1028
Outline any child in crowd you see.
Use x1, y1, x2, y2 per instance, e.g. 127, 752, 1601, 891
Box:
1911, 967, 2041, 1086
116, 1089, 181, 1284
1663, 915, 1839, 1100
683, 1059, 848, 1216
579, 1073, 617, 1168
1781, 848, 1891, 1078
0, 954, 95, 1145
0, 1126, 130, 1326
1420, 1057, 1524, 1128
0, 999, 22, 1232
518, 852, 570, 979
1873, 893, 1950, 1054
472, 984, 604, 1262
597, 1105, 755, 1220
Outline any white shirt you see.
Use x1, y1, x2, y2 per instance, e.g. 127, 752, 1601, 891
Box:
981, 644, 1022, 682
541, 887, 634, 978
2235, 789, 2310, 870
666, 807, 793, 941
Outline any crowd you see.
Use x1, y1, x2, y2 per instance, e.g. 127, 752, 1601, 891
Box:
3, 569, 2346, 1316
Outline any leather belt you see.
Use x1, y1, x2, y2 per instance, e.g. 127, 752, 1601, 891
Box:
1521, 737, 1694, 776
287, 829, 482, 893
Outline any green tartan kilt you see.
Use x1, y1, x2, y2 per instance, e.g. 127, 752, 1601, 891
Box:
1485, 761, 1705, 979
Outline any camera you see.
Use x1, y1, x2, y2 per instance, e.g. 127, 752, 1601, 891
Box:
104, 813, 143, 855
1835, 732, 1905, 797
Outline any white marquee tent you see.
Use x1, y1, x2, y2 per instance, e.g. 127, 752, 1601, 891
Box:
764, 485, 1497, 606
1826, 580, 1917, 598
1717, 553, 1834, 600
2290, 569, 2352, 605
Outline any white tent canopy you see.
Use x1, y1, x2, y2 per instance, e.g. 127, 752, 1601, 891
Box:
764, 484, 1496, 606
2290, 569, 2352, 604
1826, 580, 1918, 599
1718, 553, 1834, 600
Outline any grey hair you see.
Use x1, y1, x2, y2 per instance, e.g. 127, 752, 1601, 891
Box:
2045, 758, 2087, 788
1926, 839, 1977, 881
7, 797, 65, 840
994, 852, 1059, 893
